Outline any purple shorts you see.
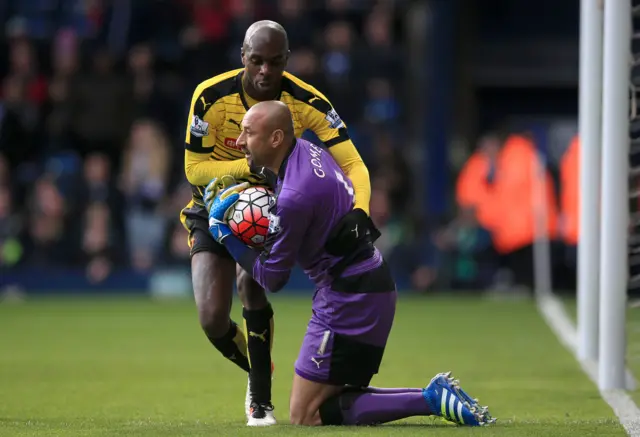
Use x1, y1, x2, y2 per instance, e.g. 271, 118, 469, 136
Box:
294, 287, 397, 387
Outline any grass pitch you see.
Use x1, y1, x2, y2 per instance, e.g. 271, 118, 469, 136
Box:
0, 294, 626, 436
627, 303, 640, 406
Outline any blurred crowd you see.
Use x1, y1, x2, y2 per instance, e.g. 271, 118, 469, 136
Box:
426, 131, 580, 294
0, 0, 414, 285
0, 0, 580, 293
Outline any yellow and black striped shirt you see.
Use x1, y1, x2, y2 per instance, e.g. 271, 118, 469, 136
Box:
184, 68, 371, 213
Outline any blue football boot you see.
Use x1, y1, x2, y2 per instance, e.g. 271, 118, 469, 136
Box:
422, 371, 496, 426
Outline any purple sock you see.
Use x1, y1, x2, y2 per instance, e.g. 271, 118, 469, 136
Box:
364, 387, 423, 394
341, 391, 433, 425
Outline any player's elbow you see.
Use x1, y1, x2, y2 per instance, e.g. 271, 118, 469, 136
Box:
352, 159, 370, 176
184, 161, 200, 186
343, 159, 369, 181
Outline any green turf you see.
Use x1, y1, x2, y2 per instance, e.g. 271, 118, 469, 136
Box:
564, 297, 640, 406
627, 303, 640, 406
0, 294, 625, 436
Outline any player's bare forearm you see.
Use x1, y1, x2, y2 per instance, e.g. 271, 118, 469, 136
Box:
184, 150, 252, 186
328, 141, 371, 214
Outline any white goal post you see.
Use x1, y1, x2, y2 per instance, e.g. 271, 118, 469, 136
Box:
576, 0, 632, 391
577, 0, 603, 366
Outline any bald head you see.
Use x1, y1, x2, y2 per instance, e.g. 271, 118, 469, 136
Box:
241, 21, 290, 100
243, 20, 289, 53
237, 101, 295, 173
249, 101, 294, 139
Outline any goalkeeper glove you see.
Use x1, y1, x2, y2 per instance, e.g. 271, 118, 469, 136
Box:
208, 180, 250, 243
324, 208, 381, 256
204, 175, 237, 212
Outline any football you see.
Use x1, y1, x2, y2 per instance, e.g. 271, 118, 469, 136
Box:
226, 186, 273, 247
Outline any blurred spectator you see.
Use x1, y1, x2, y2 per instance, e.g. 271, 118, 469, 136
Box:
322, 20, 358, 119
179, 0, 232, 82
78, 152, 125, 228
69, 46, 133, 164
81, 202, 116, 284
0, 75, 35, 167
128, 43, 155, 112
6, 37, 48, 106
42, 30, 80, 153
559, 135, 579, 255
287, 47, 324, 89
0, 186, 24, 270
489, 134, 559, 290
119, 119, 171, 272
321, 0, 364, 32
556, 134, 579, 290
455, 133, 501, 231
127, 42, 184, 139
369, 183, 404, 257
357, 7, 401, 81
322, 20, 353, 85
164, 222, 191, 267
0, 2, 411, 287
0, 155, 9, 186
364, 78, 400, 126
276, 0, 314, 49
368, 130, 412, 213
51, 29, 80, 78
23, 175, 74, 266
433, 206, 495, 290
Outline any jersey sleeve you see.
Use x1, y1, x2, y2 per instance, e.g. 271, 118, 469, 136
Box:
184, 85, 224, 153
327, 141, 371, 214
299, 94, 350, 148
183, 84, 254, 186
251, 189, 311, 293
298, 96, 372, 214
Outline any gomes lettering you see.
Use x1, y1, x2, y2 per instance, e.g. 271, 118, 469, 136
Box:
308, 143, 325, 178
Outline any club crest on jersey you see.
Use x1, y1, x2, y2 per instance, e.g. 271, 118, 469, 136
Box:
325, 108, 345, 129
190, 115, 209, 137
224, 137, 241, 150
268, 213, 281, 234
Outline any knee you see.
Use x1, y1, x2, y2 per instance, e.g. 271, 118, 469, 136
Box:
289, 410, 306, 425
289, 396, 322, 426
236, 267, 267, 309
196, 302, 230, 338
289, 407, 319, 426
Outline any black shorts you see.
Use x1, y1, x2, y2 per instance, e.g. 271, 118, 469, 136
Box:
328, 334, 386, 387
180, 200, 232, 259
294, 322, 388, 387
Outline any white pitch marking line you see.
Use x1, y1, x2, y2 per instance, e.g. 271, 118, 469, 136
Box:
537, 292, 640, 436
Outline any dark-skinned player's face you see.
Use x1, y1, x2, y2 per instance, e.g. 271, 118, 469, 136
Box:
242, 35, 289, 98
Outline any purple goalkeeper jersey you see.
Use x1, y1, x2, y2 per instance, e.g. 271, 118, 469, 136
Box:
251, 138, 381, 293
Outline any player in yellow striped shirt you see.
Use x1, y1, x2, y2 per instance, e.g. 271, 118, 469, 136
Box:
180, 20, 377, 426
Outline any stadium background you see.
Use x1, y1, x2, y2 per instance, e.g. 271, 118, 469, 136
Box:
3, 1, 640, 436
0, 0, 581, 296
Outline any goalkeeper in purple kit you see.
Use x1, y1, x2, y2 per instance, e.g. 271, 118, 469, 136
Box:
204, 100, 496, 426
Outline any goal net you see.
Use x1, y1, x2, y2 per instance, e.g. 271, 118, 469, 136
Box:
629, 0, 640, 300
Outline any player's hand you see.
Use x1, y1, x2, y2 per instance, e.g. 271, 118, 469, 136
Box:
204, 175, 237, 212
208, 181, 251, 243
324, 208, 382, 256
